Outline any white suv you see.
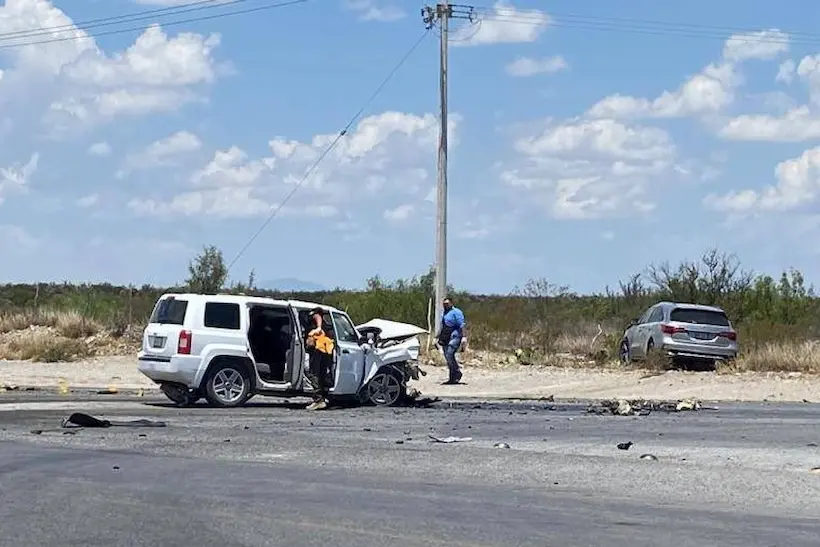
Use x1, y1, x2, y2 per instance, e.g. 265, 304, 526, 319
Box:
137, 293, 424, 407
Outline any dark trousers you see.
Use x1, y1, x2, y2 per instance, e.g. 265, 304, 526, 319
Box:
307, 348, 333, 400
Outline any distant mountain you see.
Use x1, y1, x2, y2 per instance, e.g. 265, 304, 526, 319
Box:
259, 278, 327, 292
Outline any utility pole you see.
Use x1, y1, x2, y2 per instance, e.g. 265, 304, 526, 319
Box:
422, 2, 475, 333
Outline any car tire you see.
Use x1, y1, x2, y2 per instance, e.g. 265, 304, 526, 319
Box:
363, 368, 406, 407
618, 339, 631, 364
204, 360, 252, 408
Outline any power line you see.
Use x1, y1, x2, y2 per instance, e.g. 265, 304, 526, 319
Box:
0, 0, 309, 51
226, 29, 432, 273
472, 6, 820, 47
0, 0, 232, 42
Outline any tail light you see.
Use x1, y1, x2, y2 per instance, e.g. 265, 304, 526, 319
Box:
178, 330, 192, 354
661, 324, 686, 335
719, 331, 737, 341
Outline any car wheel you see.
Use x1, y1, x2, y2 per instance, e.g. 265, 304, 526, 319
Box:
364, 369, 405, 407
204, 361, 251, 408
618, 339, 631, 364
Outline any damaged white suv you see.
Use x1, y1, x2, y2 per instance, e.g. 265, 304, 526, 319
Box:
137, 293, 426, 407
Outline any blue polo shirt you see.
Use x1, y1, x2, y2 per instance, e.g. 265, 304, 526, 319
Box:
441, 307, 466, 343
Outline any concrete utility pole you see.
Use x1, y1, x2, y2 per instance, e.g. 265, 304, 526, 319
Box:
422, 2, 475, 333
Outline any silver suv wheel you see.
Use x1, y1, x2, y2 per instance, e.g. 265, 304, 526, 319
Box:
204, 362, 251, 407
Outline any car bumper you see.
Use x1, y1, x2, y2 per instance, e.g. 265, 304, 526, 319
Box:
137, 352, 201, 387
662, 341, 737, 360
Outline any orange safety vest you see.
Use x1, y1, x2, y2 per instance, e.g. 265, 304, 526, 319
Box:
308, 330, 335, 355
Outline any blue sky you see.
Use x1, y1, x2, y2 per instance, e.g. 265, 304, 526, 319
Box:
2, 0, 820, 294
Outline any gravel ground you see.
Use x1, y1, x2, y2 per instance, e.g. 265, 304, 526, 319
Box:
2, 354, 820, 402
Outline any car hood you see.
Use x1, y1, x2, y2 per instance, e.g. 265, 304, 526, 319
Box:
357, 318, 428, 342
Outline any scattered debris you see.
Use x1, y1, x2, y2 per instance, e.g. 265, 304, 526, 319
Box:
494, 442, 511, 449
395, 440, 404, 445
1, 384, 19, 391
136, 388, 145, 397
429, 435, 472, 443
808, 443, 818, 448
61, 412, 166, 429
640, 454, 658, 461
112, 466, 120, 471
810, 467, 820, 475
57, 378, 69, 395
588, 398, 704, 416
97, 386, 119, 395
617, 441, 633, 451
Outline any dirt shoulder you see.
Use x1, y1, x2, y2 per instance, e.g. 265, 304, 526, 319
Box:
1, 355, 818, 402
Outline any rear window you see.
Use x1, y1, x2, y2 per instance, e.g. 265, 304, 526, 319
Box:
670, 308, 730, 327
204, 302, 241, 330
149, 298, 188, 325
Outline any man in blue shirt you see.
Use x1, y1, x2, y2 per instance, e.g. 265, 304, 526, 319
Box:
436, 297, 466, 384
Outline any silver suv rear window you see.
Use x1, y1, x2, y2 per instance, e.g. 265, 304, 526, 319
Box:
670, 308, 729, 327
149, 298, 188, 325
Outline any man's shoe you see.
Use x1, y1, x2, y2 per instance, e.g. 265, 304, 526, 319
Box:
306, 400, 322, 410
312, 399, 328, 410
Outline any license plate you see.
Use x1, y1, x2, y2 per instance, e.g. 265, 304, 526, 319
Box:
690, 331, 713, 340
150, 335, 166, 348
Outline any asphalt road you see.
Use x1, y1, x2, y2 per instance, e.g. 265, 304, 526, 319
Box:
1, 391, 819, 546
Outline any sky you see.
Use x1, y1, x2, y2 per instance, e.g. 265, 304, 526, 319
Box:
2, 0, 820, 295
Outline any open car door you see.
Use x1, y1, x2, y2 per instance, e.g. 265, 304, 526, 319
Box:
329, 311, 366, 396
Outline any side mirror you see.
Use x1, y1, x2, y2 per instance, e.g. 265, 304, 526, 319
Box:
629, 318, 638, 327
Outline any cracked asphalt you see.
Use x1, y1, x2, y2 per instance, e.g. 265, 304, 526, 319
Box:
1, 390, 819, 546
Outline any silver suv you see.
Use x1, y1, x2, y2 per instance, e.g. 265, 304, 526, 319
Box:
619, 302, 738, 365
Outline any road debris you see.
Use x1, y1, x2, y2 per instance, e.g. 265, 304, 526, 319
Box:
429, 435, 472, 443
588, 398, 704, 416
617, 441, 633, 451
640, 454, 658, 461
61, 412, 167, 429
494, 442, 511, 449
1, 384, 19, 391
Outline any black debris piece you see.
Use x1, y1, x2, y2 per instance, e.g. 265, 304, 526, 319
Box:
61, 412, 167, 429
617, 441, 633, 451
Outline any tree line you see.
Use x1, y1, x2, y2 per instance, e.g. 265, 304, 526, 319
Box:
1, 245, 817, 353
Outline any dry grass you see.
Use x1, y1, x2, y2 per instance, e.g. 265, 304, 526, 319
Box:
1, 332, 90, 362
1, 308, 819, 372
0, 310, 103, 338
729, 341, 820, 373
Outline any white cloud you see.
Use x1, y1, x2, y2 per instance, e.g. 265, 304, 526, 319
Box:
129, 111, 457, 220
722, 29, 789, 62
719, 51, 820, 142
0, 2, 223, 134
500, 118, 676, 219
0, 224, 40, 250
457, 2, 549, 47
126, 131, 202, 170
506, 56, 567, 77
384, 203, 414, 221
345, 0, 405, 22
705, 146, 820, 214
718, 106, 820, 142
88, 142, 112, 156
586, 29, 788, 120
776, 59, 796, 84
0, 153, 39, 206
76, 194, 99, 208
587, 63, 738, 119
